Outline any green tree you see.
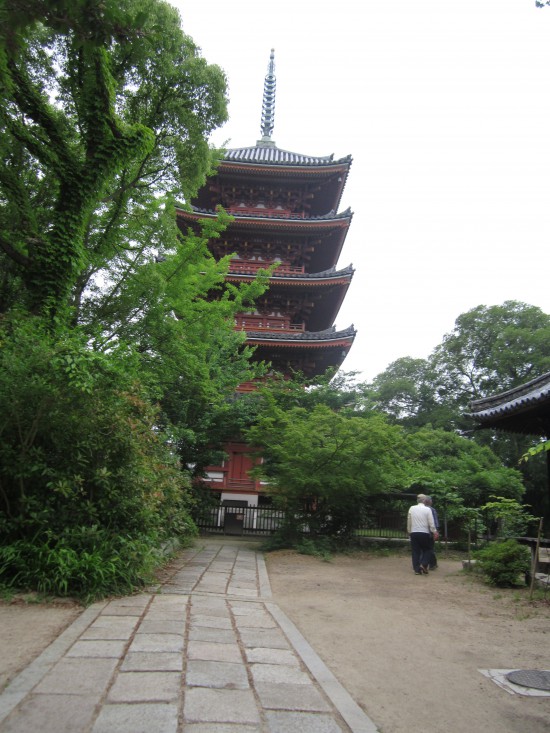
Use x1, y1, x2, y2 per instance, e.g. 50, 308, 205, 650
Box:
366, 356, 454, 428
403, 428, 525, 507
431, 301, 550, 410
0, 0, 228, 319
0, 316, 196, 598
247, 403, 411, 543
82, 206, 270, 472
0, 1, 271, 596
369, 302, 550, 430
368, 302, 550, 519
479, 497, 537, 539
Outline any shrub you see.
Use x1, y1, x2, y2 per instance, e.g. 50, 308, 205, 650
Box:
0, 316, 197, 599
295, 537, 333, 561
474, 539, 531, 587
0, 525, 198, 603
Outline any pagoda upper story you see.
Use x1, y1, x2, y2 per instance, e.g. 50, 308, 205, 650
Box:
176, 49, 356, 378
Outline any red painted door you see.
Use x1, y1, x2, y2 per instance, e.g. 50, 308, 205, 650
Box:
228, 451, 255, 489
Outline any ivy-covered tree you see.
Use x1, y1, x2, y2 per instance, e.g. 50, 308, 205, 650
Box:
0, 0, 228, 320
0, 1, 270, 597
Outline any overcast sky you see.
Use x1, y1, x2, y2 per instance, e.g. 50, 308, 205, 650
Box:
173, 1, 550, 381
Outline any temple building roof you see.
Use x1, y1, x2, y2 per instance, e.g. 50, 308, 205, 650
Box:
468, 371, 550, 437
191, 50, 352, 217
246, 324, 356, 344
227, 264, 354, 282
247, 325, 356, 377
223, 146, 352, 167
181, 206, 352, 224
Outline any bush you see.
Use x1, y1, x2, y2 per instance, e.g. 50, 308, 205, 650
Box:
474, 539, 531, 587
0, 527, 187, 603
295, 537, 333, 561
0, 317, 197, 599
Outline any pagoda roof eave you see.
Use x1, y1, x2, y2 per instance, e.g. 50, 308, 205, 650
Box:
226, 264, 355, 286
176, 206, 352, 228
204, 152, 352, 216
221, 146, 352, 169
467, 371, 550, 436
245, 325, 356, 347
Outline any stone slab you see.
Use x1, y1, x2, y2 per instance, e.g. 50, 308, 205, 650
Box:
128, 633, 183, 653
190, 615, 232, 630
187, 641, 242, 663
265, 710, 344, 733
96, 605, 144, 616
250, 663, 311, 685
108, 671, 181, 702
85, 615, 138, 631
0, 694, 98, 733
120, 652, 183, 672
234, 613, 276, 629
245, 648, 299, 666
66, 640, 127, 658
186, 660, 249, 689
92, 702, 179, 733
190, 601, 229, 617
238, 628, 290, 649
146, 595, 188, 614
81, 624, 137, 640
183, 687, 260, 724
185, 725, 262, 733
34, 657, 118, 696
227, 587, 258, 598
255, 682, 331, 712
104, 595, 150, 609
137, 619, 184, 634
188, 627, 237, 644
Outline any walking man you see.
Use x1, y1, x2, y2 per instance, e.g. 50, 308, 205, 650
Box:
424, 496, 439, 570
407, 493, 438, 575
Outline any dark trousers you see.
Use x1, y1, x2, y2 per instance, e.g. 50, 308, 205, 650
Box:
410, 532, 432, 572
429, 534, 438, 569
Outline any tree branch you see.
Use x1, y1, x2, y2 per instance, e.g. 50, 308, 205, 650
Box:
0, 233, 30, 267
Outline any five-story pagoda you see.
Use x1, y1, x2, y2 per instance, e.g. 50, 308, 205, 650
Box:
176, 50, 356, 505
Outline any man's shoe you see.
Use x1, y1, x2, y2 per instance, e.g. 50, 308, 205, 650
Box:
414, 571, 422, 575
421, 565, 429, 574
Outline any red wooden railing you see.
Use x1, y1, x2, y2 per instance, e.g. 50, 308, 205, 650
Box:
228, 259, 305, 275
227, 206, 304, 218
234, 315, 304, 332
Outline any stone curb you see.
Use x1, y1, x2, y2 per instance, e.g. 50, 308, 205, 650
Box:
0, 601, 107, 725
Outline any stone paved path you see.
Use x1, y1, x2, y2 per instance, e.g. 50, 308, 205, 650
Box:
0, 538, 378, 732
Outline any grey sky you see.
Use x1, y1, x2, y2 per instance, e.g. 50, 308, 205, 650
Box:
174, 0, 550, 380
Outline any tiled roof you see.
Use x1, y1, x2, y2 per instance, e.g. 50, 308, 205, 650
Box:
467, 371, 550, 436
188, 206, 352, 222
245, 325, 356, 343
223, 145, 352, 167
228, 264, 355, 281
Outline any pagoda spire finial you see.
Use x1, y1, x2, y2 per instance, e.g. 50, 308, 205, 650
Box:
259, 49, 276, 146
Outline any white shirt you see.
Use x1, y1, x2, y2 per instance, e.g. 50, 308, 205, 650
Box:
407, 503, 436, 534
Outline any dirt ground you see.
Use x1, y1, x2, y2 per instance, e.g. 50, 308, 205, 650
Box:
0, 595, 81, 691
1, 546, 549, 733
266, 546, 550, 733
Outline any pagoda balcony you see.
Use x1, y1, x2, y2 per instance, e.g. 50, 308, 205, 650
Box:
234, 315, 305, 332
229, 259, 305, 275
228, 205, 306, 219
